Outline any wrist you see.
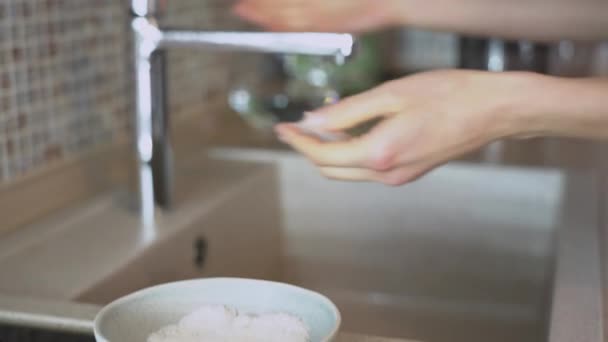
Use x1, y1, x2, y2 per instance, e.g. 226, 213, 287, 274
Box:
474, 72, 538, 140
488, 72, 561, 140
500, 73, 608, 140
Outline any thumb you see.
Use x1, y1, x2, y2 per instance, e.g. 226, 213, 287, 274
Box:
299, 85, 401, 131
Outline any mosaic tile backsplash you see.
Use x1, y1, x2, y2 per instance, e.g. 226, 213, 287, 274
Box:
0, 0, 252, 184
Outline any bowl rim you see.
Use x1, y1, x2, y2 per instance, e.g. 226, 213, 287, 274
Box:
93, 277, 341, 342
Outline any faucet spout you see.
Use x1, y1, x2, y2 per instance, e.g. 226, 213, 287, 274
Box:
130, 12, 356, 222
159, 31, 356, 58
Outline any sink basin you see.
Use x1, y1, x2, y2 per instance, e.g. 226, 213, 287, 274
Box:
73, 149, 565, 342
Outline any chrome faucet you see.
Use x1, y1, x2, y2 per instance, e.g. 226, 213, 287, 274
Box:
130, 0, 356, 225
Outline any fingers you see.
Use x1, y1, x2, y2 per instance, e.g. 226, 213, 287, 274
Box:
318, 167, 374, 182
232, 4, 271, 28
275, 124, 369, 167
277, 113, 409, 170
319, 166, 430, 186
233, 0, 311, 31
299, 84, 401, 132
233, 1, 284, 29
275, 108, 437, 187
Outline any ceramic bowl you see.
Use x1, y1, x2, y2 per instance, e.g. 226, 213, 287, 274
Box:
94, 277, 341, 342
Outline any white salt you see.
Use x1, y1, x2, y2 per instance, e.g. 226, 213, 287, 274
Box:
147, 304, 310, 342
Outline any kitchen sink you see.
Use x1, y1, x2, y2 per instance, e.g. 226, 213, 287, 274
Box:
0, 324, 93, 342
71, 149, 566, 342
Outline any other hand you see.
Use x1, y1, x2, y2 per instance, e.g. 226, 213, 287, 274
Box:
233, 0, 402, 32
275, 70, 530, 185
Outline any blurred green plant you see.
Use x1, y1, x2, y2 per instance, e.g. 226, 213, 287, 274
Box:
283, 33, 382, 96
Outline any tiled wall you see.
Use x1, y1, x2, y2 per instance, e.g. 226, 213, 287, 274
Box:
0, 0, 253, 184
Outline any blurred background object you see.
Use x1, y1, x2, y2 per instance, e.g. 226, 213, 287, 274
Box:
229, 33, 382, 128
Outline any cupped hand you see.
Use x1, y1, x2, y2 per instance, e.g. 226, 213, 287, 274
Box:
275, 70, 529, 186
233, 0, 402, 32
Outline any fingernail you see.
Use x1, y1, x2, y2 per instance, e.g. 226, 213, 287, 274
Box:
316, 131, 349, 143
232, 2, 248, 14
276, 134, 288, 143
274, 123, 288, 132
300, 111, 326, 127
274, 123, 290, 142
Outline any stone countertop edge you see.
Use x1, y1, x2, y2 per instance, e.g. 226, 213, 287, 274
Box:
0, 294, 416, 342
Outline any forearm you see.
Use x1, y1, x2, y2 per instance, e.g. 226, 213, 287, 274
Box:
506, 74, 608, 140
394, 0, 608, 42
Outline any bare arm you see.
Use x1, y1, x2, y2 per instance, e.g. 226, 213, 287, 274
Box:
396, 0, 608, 42
513, 76, 608, 139
234, 0, 608, 42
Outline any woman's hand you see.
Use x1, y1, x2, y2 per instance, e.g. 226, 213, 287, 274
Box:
275, 70, 531, 186
233, 0, 402, 32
